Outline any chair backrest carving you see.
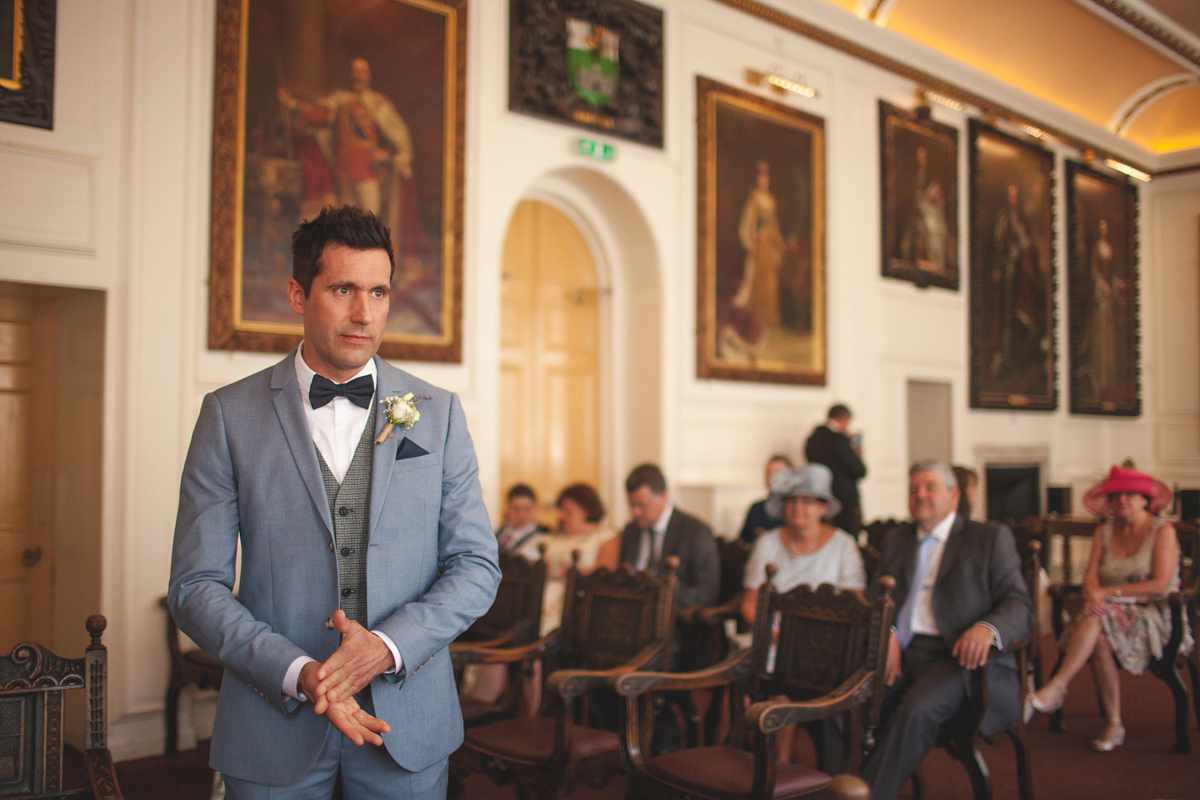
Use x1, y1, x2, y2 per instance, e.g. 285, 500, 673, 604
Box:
553, 557, 679, 674
715, 537, 752, 607
0, 615, 111, 799
751, 569, 894, 707
460, 547, 548, 644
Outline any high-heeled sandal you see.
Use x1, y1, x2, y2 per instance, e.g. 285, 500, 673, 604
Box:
1023, 678, 1067, 723
1090, 721, 1125, 752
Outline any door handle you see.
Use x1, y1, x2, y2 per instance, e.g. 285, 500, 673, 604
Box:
22, 547, 42, 568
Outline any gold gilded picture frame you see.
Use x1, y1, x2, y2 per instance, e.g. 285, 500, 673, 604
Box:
209, 0, 465, 362
696, 76, 826, 386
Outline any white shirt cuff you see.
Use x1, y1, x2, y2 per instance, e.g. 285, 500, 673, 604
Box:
283, 655, 317, 701
978, 621, 1003, 651
372, 630, 404, 675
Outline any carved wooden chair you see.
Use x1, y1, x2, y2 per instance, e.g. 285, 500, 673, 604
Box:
159, 596, 223, 757
910, 538, 1040, 800
1046, 521, 1196, 752
859, 519, 901, 579
449, 555, 680, 800
612, 570, 895, 800
451, 546, 548, 726
0, 615, 123, 799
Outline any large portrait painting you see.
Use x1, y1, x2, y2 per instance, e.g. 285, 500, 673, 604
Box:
1066, 161, 1139, 416
879, 101, 958, 289
696, 76, 825, 385
508, 0, 663, 148
0, 0, 55, 128
968, 120, 1056, 410
209, 0, 465, 362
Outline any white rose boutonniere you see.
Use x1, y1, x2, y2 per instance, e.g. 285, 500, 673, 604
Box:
375, 392, 428, 445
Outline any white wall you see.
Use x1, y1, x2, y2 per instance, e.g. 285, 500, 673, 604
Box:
0, 0, 1196, 758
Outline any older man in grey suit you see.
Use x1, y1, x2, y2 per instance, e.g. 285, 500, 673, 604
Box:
169, 206, 500, 799
862, 461, 1032, 800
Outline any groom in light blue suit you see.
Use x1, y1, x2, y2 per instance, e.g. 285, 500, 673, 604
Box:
169, 206, 500, 799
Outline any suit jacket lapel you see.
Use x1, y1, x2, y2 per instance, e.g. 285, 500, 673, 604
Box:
935, 513, 967, 585
270, 355, 333, 537
896, 524, 920, 607
370, 356, 401, 536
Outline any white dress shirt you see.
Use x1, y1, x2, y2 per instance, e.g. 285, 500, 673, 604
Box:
283, 344, 402, 701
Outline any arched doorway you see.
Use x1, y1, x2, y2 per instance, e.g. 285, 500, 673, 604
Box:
498, 199, 604, 524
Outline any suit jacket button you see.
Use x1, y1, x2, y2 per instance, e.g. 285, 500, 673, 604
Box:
328, 540, 334, 551
342, 587, 354, 597
326, 616, 336, 629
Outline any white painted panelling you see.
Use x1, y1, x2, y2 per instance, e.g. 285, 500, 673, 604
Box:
0, 146, 93, 251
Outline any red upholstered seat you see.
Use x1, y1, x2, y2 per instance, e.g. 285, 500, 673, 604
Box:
643, 746, 831, 800
464, 716, 619, 762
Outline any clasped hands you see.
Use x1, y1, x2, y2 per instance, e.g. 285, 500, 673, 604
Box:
298, 610, 395, 746
884, 623, 997, 686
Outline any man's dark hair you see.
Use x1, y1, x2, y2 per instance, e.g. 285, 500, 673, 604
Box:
827, 403, 852, 421
767, 453, 794, 468
506, 483, 537, 504
625, 463, 667, 496
292, 205, 395, 296
556, 483, 606, 524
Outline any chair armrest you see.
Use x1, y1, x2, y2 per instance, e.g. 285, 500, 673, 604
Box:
696, 595, 745, 627
546, 640, 668, 698
85, 748, 124, 800
614, 646, 756, 697
746, 668, 874, 732
450, 628, 562, 667
453, 617, 538, 651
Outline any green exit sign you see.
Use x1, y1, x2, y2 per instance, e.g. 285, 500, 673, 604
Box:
576, 138, 616, 161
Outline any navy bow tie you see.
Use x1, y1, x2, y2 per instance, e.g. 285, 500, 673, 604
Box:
309, 374, 374, 409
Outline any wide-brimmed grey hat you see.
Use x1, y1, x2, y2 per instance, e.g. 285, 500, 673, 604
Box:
766, 463, 842, 521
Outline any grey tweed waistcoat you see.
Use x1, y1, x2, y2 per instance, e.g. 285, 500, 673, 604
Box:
315, 401, 376, 628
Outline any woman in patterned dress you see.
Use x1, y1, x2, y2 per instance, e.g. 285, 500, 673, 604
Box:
1025, 465, 1192, 751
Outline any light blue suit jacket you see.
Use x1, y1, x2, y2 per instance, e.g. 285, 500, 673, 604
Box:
168, 353, 500, 784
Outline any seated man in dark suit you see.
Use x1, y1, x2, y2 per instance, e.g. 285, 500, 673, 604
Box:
863, 461, 1033, 800
495, 482, 549, 558
737, 453, 793, 543
617, 463, 719, 608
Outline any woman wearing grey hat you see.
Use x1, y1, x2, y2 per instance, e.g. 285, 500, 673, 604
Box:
738, 462, 868, 770
740, 463, 867, 626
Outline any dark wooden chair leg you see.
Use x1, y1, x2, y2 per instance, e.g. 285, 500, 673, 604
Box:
962, 743, 992, 800
1157, 662, 1191, 754
164, 673, 182, 758
703, 683, 726, 745
1007, 729, 1034, 800
1186, 656, 1200, 735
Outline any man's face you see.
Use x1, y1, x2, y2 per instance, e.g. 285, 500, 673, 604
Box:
506, 496, 538, 529
764, 458, 789, 490
909, 469, 959, 532
627, 486, 668, 530
831, 415, 851, 434
288, 243, 390, 382
351, 58, 372, 91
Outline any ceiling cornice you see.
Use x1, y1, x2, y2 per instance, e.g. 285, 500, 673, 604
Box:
1079, 0, 1200, 73
708, 0, 1188, 175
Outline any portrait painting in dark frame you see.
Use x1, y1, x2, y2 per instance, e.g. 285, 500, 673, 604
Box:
209, 0, 466, 362
696, 76, 826, 386
0, 0, 55, 129
508, 0, 663, 148
968, 119, 1057, 411
1066, 160, 1140, 416
879, 100, 959, 290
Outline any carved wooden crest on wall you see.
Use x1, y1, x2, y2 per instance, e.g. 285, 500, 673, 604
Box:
0, 0, 56, 129
509, 0, 664, 148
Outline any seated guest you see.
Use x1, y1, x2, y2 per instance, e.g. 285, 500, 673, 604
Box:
741, 463, 866, 626
863, 461, 1033, 800
738, 453, 794, 543
740, 462, 867, 770
1026, 465, 1193, 751
951, 465, 979, 519
539, 482, 619, 635
496, 482, 550, 559
617, 463, 719, 608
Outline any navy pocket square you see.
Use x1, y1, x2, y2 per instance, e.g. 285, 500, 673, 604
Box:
395, 437, 430, 461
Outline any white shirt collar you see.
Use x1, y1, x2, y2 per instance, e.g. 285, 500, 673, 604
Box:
293, 341, 377, 405
919, 511, 956, 543
652, 501, 674, 535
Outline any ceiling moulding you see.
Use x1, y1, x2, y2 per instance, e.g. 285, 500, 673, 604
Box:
1108, 73, 1199, 136
711, 0, 1181, 175
1076, 0, 1200, 73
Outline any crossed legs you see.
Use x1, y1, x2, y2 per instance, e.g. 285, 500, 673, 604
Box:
1029, 614, 1124, 748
